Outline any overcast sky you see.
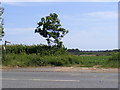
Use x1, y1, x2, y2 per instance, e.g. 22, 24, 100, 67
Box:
2, 2, 118, 50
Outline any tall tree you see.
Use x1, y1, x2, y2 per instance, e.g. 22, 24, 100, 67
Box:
0, 2, 4, 40
35, 13, 68, 47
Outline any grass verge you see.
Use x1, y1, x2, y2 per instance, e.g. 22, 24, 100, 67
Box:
2, 54, 118, 68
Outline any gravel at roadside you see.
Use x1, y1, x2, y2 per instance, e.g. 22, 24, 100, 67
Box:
2, 66, 118, 72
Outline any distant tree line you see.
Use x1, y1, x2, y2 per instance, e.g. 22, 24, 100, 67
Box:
67, 49, 119, 56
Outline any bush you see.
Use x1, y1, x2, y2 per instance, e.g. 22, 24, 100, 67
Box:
2, 44, 68, 56
108, 52, 119, 61
107, 52, 119, 68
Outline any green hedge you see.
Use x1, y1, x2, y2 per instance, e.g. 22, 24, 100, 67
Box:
2, 44, 68, 56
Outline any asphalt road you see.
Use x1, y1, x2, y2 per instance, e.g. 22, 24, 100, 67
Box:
2, 71, 118, 88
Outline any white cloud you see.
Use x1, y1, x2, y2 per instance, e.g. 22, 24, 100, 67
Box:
63, 27, 118, 50
1, 0, 119, 2
4, 27, 35, 35
3, 27, 46, 45
60, 11, 118, 50
2, 2, 30, 6
88, 11, 118, 19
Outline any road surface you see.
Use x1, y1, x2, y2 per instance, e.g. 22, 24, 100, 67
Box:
2, 68, 118, 88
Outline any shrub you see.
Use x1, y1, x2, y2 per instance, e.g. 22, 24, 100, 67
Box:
108, 52, 119, 61
2, 44, 68, 56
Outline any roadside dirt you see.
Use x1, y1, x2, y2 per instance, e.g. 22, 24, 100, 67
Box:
1, 66, 118, 72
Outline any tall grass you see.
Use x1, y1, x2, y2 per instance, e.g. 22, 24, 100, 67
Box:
3, 54, 79, 67
3, 53, 112, 67
2, 44, 118, 68
106, 52, 119, 68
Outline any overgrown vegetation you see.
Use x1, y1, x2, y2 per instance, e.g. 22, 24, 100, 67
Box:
2, 44, 119, 68
3, 53, 112, 67
107, 52, 119, 68
3, 44, 67, 55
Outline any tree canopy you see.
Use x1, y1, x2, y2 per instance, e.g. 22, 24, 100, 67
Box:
0, 3, 4, 40
35, 13, 68, 47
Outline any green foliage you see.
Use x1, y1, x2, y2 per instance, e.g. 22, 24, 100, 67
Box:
2, 44, 68, 56
2, 44, 118, 68
107, 52, 119, 68
108, 52, 119, 61
3, 53, 112, 67
2, 54, 77, 67
68, 49, 113, 56
78, 56, 110, 67
0, 4, 4, 40
35, 13, 69, 47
